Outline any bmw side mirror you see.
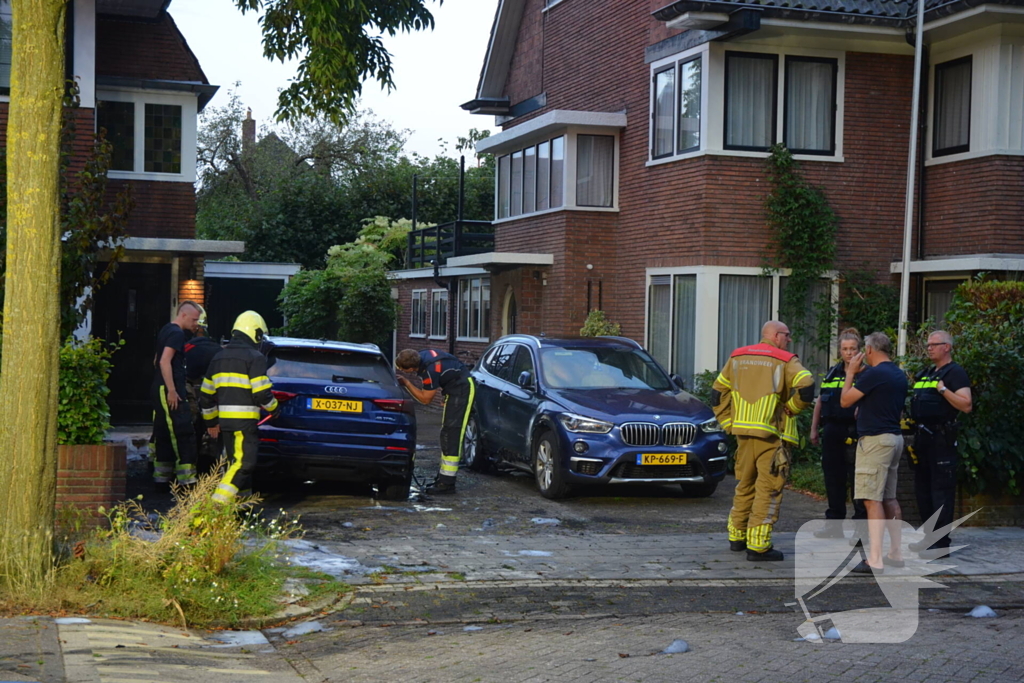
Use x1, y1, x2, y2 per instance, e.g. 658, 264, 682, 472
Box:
517, 370, 533, 389
670, 374, 686, 390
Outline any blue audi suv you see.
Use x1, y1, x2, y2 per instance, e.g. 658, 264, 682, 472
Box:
255, 337, 416, 500
464, 335, 729, 499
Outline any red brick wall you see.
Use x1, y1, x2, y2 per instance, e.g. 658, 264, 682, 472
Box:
107, 179, 196, 239
56, 444, 127, 516
95, 13, 207, 82
178, 256, 205, 307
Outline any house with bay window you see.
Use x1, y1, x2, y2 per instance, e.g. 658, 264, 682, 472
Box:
396, 0, 1024, 383
1, 0, 239, 421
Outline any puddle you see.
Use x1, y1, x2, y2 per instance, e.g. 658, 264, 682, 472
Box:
206, 631, 269, 648
360, 504, 452, 513
282, 621, 330, 638
282, 539, 383, 577
55, 617, 92, 625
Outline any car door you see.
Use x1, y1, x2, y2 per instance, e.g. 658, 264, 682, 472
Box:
498, 344, 542, 463
472, 344, 512, 451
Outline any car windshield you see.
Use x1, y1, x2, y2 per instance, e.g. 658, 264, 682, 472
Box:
539, 347, 673, 391
267, 348, 395, 384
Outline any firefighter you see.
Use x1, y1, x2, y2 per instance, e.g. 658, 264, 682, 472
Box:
394, 348, 475, 495
151, 301, 202, 491
184, 305, 222, 474
199, 311, 279, 505
909, 330, 972, 558
712, 321, 815, 561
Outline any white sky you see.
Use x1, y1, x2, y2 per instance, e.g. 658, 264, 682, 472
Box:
170, 0, 499, 158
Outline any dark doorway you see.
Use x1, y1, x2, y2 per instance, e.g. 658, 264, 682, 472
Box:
204, 278, 286, 343
92, 262, 171, 424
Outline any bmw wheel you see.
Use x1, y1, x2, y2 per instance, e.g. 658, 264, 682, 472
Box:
461, 415, 491, 473
534, 431, 570, 500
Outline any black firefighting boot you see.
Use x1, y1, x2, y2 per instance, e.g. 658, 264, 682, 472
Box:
425, 475, 457, 495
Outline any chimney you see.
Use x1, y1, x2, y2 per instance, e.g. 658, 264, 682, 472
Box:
242, 108, 255, 155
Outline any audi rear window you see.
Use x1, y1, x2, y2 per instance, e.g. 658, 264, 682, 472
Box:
267, 348, 396, 385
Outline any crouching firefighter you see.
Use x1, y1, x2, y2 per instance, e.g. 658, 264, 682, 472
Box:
199, 311, 279, 504
394, 348, 475, 495
712, 321, 815, 561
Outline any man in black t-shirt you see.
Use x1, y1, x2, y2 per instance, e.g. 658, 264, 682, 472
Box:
151, 301, 202, 490
184, 306, 222, 474
841, 332, 908, 574
909, 330, 973, 557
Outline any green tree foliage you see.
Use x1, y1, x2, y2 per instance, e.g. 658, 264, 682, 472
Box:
57, 337, 118, 446
579, 310, 621, 337
233, 0, 441, 123
837, 269, 900, 336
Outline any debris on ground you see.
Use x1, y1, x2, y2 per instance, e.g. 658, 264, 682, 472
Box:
463, 625, 484, 632
282, 620, 330, 638
660, 639, 689, 654
531, 518, 561, 526
968, 605, 997, 618
206, 631, 270, 648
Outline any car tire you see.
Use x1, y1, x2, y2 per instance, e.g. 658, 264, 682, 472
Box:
461, 415, 491, 473
380, 478, 412, 501
681, 478, 719, 498
534, 431, 571, 500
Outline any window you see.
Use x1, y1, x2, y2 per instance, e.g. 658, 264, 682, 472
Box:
430, 289, 448, 338
924, 279, 966, 323
458, 276, 490, 339
653, 67, 675, 158
576, 134, 614, 207
483, 343, 516, 380
496, 136, 565, 220
144, 104, 182, 173
651, 56, 702, 160
551, 136, 564, 207
934, 56, 971, 156
725, 52, 778, 151
717, 275, 771, 366
510, 150, 523, 217
678, 57, 701, 153
784, 57, 837, 155
508, 345, 535, 383
537, 140, 551, 211
523, 146, 537, 214
96, 101, 135, 171
647, 274, 696, 383
410, 290, 427, 336
0, 1, 11, 95
497, 154, 511, 219
779, 277, 831, 378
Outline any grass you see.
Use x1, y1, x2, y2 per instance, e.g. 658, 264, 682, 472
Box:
788, 460, 827, 498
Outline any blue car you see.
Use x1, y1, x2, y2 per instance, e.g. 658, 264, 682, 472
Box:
465, 335, 728, 499
255, 337, 416, 500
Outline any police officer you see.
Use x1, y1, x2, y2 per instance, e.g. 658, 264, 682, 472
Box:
200, 311, 279, 505
394, 348, 475, 495
809, 327, 868, 538
184, 306, 222, 474
151, 301, 201, 490
909, 330, 972, 558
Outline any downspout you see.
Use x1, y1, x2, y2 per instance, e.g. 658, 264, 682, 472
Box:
916, 45, 930, 261
431, 259, 456, 355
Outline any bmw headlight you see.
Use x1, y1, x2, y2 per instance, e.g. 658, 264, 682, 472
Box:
558, 413, 613, 434
700, 418, 724, 433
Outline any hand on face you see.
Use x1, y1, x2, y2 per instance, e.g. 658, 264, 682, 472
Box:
848, 351, 865, 374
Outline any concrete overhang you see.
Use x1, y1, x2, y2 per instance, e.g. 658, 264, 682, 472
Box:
889, 254, 1024, 274
122, 237, 245, 256
446, 252, 554, 269
389, 266, 490, 281
204, 261, 300, 280
476, 110, 628, 156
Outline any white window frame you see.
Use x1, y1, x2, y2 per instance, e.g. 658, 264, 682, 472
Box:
456, 276, 491, 342
429, 288, 448, 340
95, 88, 198, 183
644, 266, 838, 376
647, 42, 846, 167
410, 289, 427, 338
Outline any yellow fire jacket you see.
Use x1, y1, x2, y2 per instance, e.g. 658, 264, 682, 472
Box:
711, 341, 815, 444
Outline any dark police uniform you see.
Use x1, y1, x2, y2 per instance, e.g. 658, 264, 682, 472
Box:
185, 335, 223, 473
414, 350, 475, 480
151, 322, 198, 485
818, 362, 867, 523
199, 332, 279, 504
911, 361, 971, 549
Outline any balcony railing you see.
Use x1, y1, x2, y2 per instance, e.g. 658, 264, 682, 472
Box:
405, 220, 494, 270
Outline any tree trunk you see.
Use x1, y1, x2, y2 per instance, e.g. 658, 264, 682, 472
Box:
0, 0, 68, 592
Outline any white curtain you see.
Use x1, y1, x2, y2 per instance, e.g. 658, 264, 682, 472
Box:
551, 136, 565, 208
510, 151, 523, 217
935, 59, 971, 152
654, 68, 675, 157
523, 146, 537, 214
648, 277, 672, 370
497, 155, 510, 219
537, 140, 551, 211
678, 57, 702, 152
673, 275, 697, 384
718, 275, 771, 366
786, 59, 834, 152
577, 135, 614, 207
726, 54, 775, 149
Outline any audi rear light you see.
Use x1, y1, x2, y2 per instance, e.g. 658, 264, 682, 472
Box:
372, 398, 412, 413
272, 390, 298, 402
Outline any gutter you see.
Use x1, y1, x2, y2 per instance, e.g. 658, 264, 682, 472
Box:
95, 76, 220, 110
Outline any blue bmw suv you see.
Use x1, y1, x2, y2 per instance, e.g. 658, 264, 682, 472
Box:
465, 335, 728, 499
255, 337, 416, 500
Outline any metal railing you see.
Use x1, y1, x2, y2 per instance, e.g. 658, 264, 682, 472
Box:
405, 220, 494, 269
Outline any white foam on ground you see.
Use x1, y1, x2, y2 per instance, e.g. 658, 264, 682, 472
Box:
55, 617, 92, 625
282, 621, 330, 638
206, 631, 270, 647
282, 539, 383, 577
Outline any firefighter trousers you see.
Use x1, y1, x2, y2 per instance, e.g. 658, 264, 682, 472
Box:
914, 426, 959, 549
438, 376, 476, 479
151, 382, 198, 485
213, 425, 260, 504
728, 435, 787, 552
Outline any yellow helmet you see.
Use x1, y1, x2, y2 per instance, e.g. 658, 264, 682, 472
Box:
233, 310, 268, 344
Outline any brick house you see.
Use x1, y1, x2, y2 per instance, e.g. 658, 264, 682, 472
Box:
0, 0, 242, 422
392, 0, 1024, 384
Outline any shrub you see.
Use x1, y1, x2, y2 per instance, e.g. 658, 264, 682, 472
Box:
57, 337, 119, 446
579, 310, 621, 337
838, 269, 899, 335
277, 269, 347, 340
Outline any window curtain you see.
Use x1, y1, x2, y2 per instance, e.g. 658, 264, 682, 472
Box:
497, 155, 510, 219
678, 57, 701, 152
718, 275, 771, 366
725, 53, 776, 149
934, 58, 971, 153
785, 59, 834, 152
510, 151, 523, 217
577, 135, 614, 207
654, 68, 675, 157
672, 275, 697, 384
550, 137, 565, 208
523, 146, 537, 214
925, 280, 964, 324
779, 277, 830, 378
648, 277, 672, 370
537, 141, 551, 211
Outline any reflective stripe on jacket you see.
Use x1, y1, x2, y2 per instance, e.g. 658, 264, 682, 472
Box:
199, 333, 278, 431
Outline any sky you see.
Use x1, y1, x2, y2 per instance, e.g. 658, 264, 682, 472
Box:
171, 0, 499, 158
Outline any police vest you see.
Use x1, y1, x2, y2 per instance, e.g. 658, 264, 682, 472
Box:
910, 364, 957, 425
819, 362, 856, 422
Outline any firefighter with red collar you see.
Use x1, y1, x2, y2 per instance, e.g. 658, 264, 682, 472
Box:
395, 348, 475, 495
712, 321, 815, 561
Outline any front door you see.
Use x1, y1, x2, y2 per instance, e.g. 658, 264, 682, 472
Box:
91, 262, 172, 424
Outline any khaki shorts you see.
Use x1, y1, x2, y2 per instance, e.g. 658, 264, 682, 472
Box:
854, 433, 903, 501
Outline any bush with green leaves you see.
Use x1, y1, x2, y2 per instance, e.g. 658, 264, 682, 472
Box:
838, 269, 899, 336
579, 310, 621, 337
57, 337, 119, 446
